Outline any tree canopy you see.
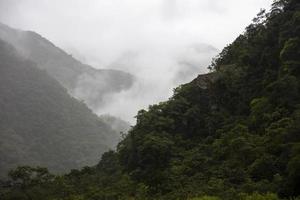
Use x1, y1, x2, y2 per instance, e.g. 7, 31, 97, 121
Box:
1, 0, 300, 199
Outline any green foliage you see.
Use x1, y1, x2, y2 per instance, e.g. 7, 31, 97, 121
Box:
1, 0, 300, 199
189, 196, 221, 200
240, 193, 280, 200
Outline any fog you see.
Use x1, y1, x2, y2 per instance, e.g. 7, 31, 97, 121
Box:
0, 0, 272, 123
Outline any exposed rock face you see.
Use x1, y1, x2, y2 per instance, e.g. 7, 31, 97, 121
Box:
191, 72, 217, 89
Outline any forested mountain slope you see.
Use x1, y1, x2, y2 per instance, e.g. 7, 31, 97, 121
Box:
0, 39, 119, 177
0, 23, 134, 110
116, 1, 300, 198
1, 0, 300, 200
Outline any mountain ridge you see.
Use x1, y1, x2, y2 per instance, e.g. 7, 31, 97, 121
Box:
0, 39, 120, 177
1, 0, 300, 199
0, 22, 135, 112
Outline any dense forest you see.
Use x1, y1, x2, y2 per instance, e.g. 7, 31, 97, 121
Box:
0, 39, 120, 177
1, 0, 300, 199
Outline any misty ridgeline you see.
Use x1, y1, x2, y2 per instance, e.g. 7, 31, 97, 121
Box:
0, 0, 300, 200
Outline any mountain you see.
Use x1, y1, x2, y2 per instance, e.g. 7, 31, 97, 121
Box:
1, 0, 300, 200
0, 23, 135, 111
0, 39, 120, 177
100, 114, 131, 135
112, 1, 300, 198
174, 43, 218, 85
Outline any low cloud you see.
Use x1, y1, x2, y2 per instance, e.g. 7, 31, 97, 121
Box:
0, 0, 272, 123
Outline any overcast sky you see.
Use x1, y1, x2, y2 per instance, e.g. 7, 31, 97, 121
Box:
0, 0, 273, 123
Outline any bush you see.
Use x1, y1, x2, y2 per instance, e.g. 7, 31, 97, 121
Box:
189, 196, 221, 200
240, 193, 279, 200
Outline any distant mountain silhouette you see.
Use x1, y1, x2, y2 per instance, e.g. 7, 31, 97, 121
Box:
0, 39, 120, 177
0, 23, 135, 111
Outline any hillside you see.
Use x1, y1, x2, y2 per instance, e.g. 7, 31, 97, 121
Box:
0, 39, 120, 177
0, 23, 135, 111
116, 1, 300, 198
1, 0, 300, 200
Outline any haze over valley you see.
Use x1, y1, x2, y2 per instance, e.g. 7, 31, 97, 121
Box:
0, 0, 272, 123
2, 1, 299, 200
